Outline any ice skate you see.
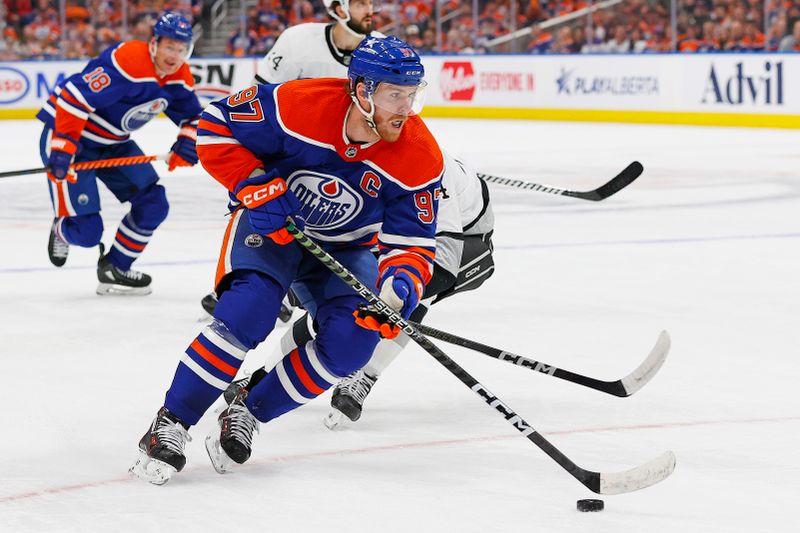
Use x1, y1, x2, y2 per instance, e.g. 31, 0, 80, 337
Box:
47, 217, 69, 267
198, 292, 218, 321
96, 243, 152, 295
222, 374, 251, 405
129, 407, 192, 485
324, 370, 377, 429
277, 295, 294, 323
206, 388, 260, 474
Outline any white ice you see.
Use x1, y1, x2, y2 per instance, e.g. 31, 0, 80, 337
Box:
0, 117, 798, 532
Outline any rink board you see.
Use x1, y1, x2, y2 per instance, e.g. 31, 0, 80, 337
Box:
0, 53, 798, 128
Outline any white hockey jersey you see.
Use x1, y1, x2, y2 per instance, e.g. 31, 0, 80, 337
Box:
434, 153, 494, 278
254, 23, 385, 84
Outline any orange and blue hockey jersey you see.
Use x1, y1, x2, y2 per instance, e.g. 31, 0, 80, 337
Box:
197, 78, 444, 290
37, 40, 202, 147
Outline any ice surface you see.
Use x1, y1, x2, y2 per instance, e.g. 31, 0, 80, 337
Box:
0, 118, 798, 532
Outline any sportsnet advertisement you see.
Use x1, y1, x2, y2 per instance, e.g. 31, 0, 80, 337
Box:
0, 58, 257, 116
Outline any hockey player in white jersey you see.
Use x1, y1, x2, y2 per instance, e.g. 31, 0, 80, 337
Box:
254, 0, 384, 84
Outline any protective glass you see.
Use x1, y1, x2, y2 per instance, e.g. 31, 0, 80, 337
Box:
369, 81, 428, 116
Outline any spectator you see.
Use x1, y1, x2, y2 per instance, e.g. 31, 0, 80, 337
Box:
778, 19, 800, 51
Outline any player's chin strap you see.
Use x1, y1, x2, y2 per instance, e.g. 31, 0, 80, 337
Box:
350, 92, 380, 138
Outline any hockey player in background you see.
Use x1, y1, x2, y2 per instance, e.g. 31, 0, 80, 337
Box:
254, 0, 384, 84
37, 13, 202, 295
130, 36, 443, 484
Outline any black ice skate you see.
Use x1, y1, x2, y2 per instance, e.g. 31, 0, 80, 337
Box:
96, 243, 152, 295
324, 370, 378, 430
222, 374, 251, 405
47, 217, 69, 267
129, 407, 192, 485
200, 292, 218, 316
205, 388, 260, 474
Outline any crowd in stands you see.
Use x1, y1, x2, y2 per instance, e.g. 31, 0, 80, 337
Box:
526, 0, 800, 54
0, 0, 798, 60
0, 0, 200, 60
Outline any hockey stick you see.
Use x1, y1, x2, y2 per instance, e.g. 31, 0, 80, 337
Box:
285, 217, 675, 495
411, 322, 669, 398
0, 154, 169, 179
478, 161, 643, 201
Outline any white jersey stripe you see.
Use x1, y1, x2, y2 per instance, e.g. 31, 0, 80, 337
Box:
379, 232, 436, 248
203, 104, 226, 123
304, 223, 381, 243
64, 81, 95, 111
56, 99, 89, 120
80, 131, 121, 145
197, 135, 241, 146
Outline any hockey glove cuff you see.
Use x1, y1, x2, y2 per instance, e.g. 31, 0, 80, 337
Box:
354, 269, 421, 339
168, 125, 198, 171
235, 170, 304, 245
48, 134, 81, 183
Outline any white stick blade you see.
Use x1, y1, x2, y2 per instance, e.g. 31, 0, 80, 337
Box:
599, 450, 677, 495
620, 330, 671, 395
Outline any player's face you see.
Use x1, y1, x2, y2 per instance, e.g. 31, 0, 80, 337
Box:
346, 0, 375, 34
152, 37, 190, 76
358, 82, 420, 142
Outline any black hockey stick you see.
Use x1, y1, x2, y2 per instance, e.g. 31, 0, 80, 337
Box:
411, 323, 669, 398
477, 161, 643, 201
285, 218, 675, 495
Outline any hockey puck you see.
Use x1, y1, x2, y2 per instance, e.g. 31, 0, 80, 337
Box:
576, 499, 604, 512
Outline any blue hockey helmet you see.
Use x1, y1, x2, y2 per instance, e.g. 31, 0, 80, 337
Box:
348, 36, 425, 96
153, 12, 193, 44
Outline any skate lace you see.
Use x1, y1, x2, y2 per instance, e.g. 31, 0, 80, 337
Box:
52, 235, 69, 256
116, 266, 144, 281
337, 371, 376, 403
222, 403, 260, 447
155, 417, 192, 453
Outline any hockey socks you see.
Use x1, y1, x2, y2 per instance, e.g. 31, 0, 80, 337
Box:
106, 213, 154, 271
164, 320, 249, 426
245, 343, 339, 423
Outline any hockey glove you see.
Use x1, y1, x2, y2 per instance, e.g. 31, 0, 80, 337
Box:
235, 170, 304, 245
354, 268, 422, 339
48, 134, 80, 183
168, 124, 198, 171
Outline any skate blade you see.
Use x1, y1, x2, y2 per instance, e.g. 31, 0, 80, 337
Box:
96, 283, 152, 296
129, 451, 176, 485
323, 409, 347, 430
205, 434, 236, 474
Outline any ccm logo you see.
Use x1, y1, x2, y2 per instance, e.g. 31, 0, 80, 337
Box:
240, 179, 286, 207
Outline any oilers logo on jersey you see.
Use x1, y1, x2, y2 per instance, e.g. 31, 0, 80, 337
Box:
121, 98, 169, 131
287, 170, 364, 230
